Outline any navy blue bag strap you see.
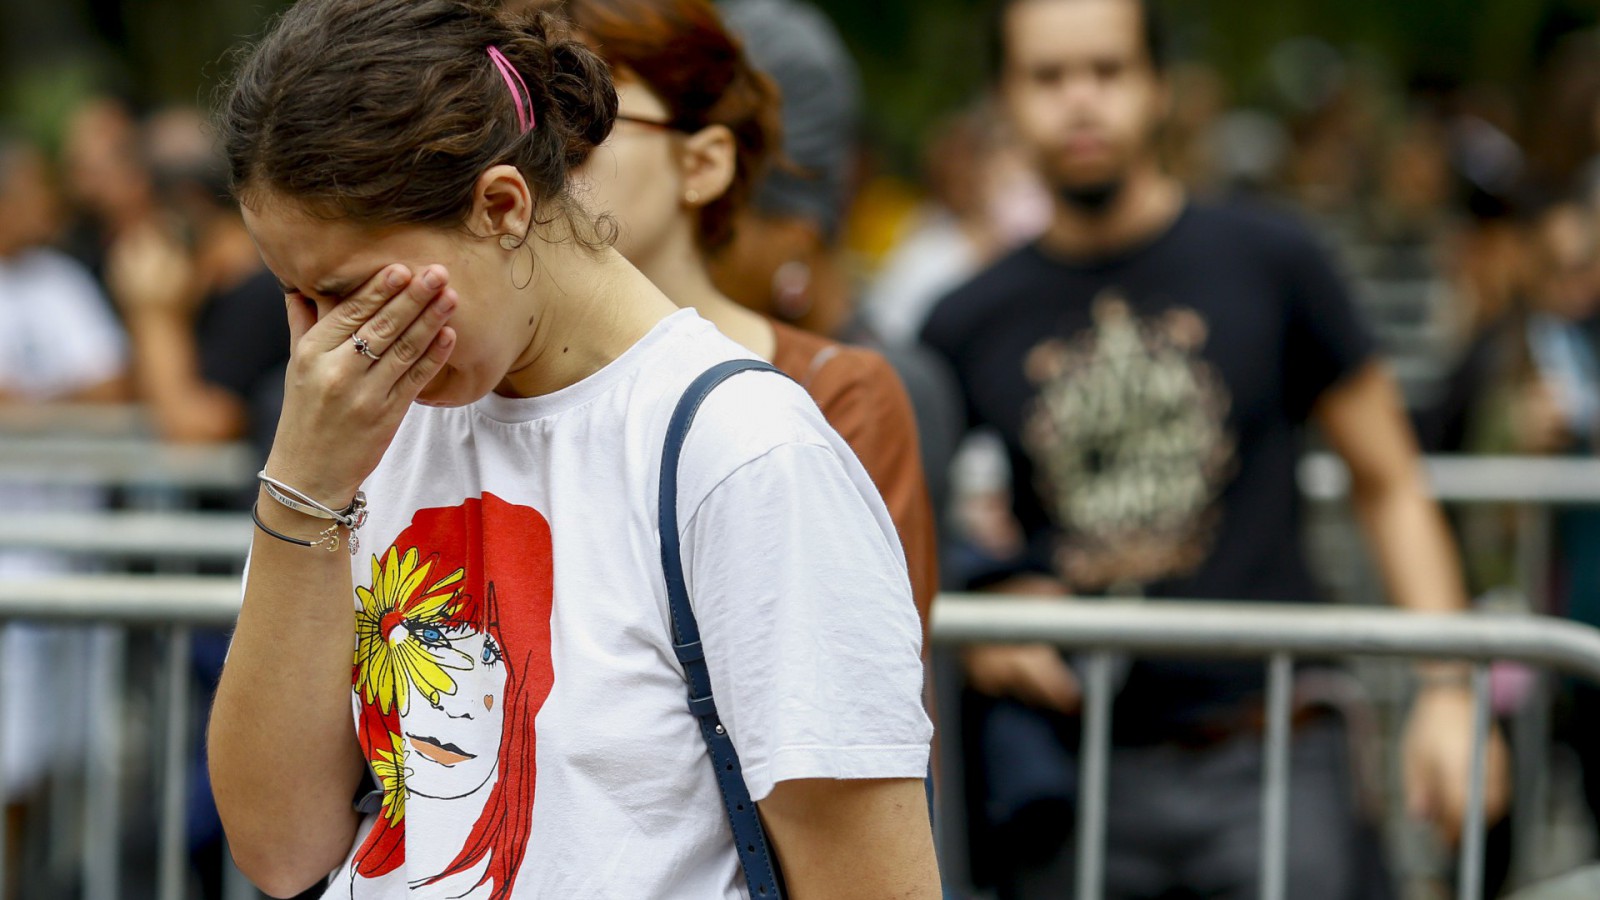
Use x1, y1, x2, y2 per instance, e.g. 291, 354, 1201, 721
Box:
659, 358, 789, 899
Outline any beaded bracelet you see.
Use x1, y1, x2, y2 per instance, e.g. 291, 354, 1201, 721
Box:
252, 500, 344, 554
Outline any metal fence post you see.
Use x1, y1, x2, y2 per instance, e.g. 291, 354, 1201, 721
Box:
1512, 504, 1553, 883
84, 625, 126, 900
159, 626, 193, 900
1260, 653, 1294, 900
1457, 664, 1492, 900
1076, 651, 1114, 900
0, 622, 7, 898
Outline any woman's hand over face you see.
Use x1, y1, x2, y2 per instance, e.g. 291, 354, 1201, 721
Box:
265, 263, 457, 506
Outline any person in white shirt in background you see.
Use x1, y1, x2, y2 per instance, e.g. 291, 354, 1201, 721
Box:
0, 131, 129, 872
0, 134, 128, 405
864, 103, 1050, 351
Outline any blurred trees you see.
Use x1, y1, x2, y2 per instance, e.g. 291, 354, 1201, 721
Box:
0, 0, 1596, 165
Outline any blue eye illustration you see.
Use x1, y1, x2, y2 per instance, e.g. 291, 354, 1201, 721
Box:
408, 623, 448, 648
482, 635, 503, 667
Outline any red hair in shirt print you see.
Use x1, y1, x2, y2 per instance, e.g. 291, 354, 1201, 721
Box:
347, 493, 554, 898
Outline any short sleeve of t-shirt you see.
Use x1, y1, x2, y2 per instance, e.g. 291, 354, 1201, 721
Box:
1275, 225, 1377, 419
679, 440, 931, 802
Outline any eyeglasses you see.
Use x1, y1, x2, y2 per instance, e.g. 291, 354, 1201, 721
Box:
615, 114, 690, 133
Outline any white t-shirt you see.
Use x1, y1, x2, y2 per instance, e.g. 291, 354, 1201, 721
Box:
0, 247, 127, 399
322, 310, 931, 899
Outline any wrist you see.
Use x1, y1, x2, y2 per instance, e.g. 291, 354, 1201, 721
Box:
1415, 663, 1476, 698
254, 483, 332, 525
252, 495, 351, 555
260, 461, 362, 513
254, 487, 339, 534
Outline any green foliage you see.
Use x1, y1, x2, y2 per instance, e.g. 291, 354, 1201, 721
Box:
2, 0, 1594, 168
812, 0, 1597, 171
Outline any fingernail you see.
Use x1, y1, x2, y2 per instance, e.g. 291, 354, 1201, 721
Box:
422, 268, 444, 290
386, 268, 407, 288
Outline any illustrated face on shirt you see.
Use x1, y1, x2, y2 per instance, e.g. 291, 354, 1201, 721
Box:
348, 494, 556, 892
402, 621, 507, 800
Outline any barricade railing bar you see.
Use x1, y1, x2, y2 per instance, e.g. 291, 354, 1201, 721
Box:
4, 580, 1600, 899
1300, 453, 1600, 505
0, 512, 251, 561
0, 438, 255, 491
932, 597, 1600, 900
0, 404, 151, 438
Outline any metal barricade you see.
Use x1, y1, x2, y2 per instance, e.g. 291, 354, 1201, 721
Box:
0, 576, 243, 900
0, 438, 256, 492
932, 597, 1600, 900
0, 428, 257, 899
5, 453, 1600, 898
5, 580, 1600, 899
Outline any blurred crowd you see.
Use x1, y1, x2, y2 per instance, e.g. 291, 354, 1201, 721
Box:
7, 0, 1600, 898
852, 28, 1600, 618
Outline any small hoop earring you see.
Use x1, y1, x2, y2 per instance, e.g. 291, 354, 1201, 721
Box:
499, 233, 520, 251
511, 242, 535, 291
684, 189, 701, 205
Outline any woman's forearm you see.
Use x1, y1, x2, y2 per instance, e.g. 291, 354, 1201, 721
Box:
209, 494, 365, 895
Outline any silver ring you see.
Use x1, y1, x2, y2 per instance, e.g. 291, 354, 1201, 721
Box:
352, 335, 381, 361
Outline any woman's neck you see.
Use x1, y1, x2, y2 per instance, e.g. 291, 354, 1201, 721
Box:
495, 243, 680, 399
638, 233, 776, 361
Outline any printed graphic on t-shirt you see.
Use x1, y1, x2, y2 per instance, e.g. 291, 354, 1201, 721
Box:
1022, 292, 1235, 589
346, 493, 554, 898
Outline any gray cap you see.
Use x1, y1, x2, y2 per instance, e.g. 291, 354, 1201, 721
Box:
718, 0, 861, 238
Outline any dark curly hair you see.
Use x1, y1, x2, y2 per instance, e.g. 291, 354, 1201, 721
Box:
219, 0, 618, 244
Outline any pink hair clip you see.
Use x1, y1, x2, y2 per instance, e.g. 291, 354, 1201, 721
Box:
487, 45, 537, 134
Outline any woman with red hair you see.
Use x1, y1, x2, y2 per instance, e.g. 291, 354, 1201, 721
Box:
564, 0, 940, 639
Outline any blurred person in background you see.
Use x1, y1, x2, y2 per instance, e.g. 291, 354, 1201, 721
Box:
699, 0, 968, 531
863, 102, 1050, 349
1425, 200, 1600, 874
920, 1, 1509, 897
0, 132, 128, 405
61, 96, 159, 294
547, 0, 938, 639
707, 0, 861, 337
0, 129, 129, 893
107, 106, 290, 455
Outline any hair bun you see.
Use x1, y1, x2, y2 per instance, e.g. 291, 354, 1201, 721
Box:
544, 37, 617, 167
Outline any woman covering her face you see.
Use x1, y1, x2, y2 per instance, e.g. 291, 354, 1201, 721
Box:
205, 1, 940, 898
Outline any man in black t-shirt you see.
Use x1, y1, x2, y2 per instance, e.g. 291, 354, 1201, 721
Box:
922, 1, 1507, 897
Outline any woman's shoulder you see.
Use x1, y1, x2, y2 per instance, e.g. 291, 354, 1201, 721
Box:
769, 321, 914, 440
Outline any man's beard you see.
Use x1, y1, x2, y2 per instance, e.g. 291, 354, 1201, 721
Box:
1056, 178, 1125, 215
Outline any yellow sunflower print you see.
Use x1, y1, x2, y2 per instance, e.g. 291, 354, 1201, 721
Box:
371, 730, 410, 826
354, 546, 470, 716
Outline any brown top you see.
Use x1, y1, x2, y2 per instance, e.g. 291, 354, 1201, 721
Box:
769, 320, 938, 645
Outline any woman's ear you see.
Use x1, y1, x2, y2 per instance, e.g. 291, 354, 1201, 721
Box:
472, 164, 535, 241
679, 125, 737, 207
